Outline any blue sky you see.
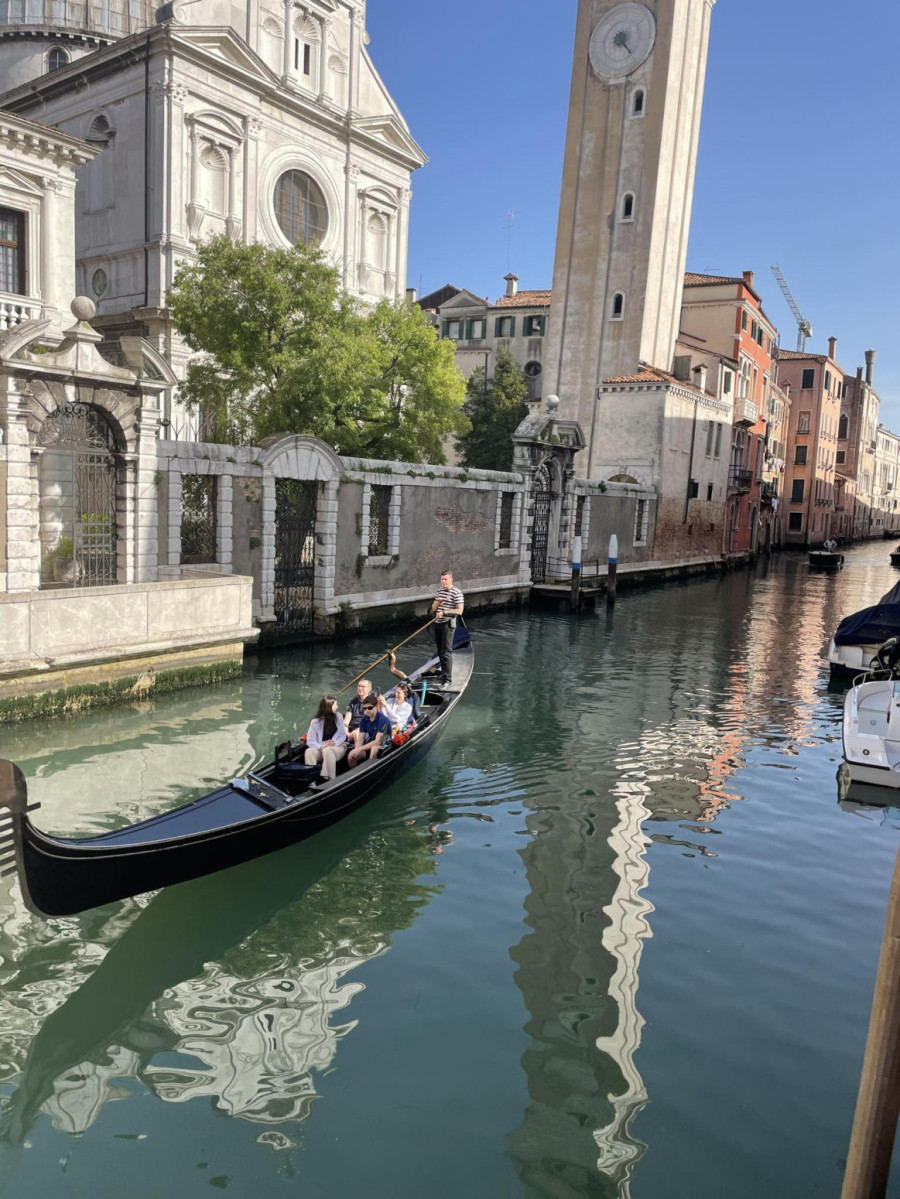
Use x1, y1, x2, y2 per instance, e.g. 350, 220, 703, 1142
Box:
368, 0, 900, 423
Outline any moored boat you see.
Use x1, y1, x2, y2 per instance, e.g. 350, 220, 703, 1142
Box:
0, 624, 473, 918
890, 545, 900, 568
829, 581, 900, 677
809, 549, 844, 570
841, 638, 900, 791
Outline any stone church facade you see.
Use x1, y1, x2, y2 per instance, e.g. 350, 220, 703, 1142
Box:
0, 0, 425, 437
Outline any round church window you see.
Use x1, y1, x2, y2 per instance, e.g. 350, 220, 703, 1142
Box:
91, 268, 108, 297
273, 171, 328, 246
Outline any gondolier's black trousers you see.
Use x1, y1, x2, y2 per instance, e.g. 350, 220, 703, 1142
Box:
434, 620, 454, 683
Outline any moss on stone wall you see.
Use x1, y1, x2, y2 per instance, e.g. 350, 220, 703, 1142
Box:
0, 659, 242, 725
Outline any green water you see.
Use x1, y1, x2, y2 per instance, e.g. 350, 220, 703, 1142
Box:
1, 545, 900, 1197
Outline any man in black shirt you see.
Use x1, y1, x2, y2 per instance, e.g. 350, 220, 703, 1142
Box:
344, 678, 377, 734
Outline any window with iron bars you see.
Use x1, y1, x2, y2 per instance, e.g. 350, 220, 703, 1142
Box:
368, 485, 392, 556
181, 475, 217, 564
499, 491, 515, 549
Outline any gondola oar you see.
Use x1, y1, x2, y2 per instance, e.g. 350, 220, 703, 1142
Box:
336, 617, 437, 695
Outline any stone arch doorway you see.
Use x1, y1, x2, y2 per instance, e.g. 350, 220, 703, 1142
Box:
39, 402, 119, 588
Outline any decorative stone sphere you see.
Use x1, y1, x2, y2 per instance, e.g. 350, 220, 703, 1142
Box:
71, 296, 97, 321
545, 394, 560, 412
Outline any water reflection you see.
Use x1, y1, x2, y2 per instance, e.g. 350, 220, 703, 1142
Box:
0, 771, 443, 1158
1, 546, 899, 1198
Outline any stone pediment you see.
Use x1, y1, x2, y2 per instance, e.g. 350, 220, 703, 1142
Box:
171, 27, 278, 85
351, 113, 426, 166
438, 289, 487, 311
0, 165, 44, 198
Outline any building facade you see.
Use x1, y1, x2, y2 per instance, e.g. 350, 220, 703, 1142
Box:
680, 270, 780, 554
419, 276, 552, 403
874, 426, 900, 537
0, 111, 98, 340
838, 351, 880, 539
0, 0, 425, 437
778, 342, 844, 547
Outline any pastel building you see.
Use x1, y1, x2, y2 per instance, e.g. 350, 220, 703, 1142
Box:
680, 270, 780, 554
777, 341, 844, 547
838, 351, 880, 539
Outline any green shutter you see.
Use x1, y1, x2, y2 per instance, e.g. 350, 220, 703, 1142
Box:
442, 320, 449, 338
509, 316, 516, 337
494, 316, 503, 337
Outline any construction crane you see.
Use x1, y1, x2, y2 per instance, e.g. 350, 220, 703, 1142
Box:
771, 264, 813, 352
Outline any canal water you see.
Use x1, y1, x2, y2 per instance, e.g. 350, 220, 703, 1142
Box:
1, 543, 900, 1198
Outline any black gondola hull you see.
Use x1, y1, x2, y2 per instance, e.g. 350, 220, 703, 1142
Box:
1, 633, 472, 918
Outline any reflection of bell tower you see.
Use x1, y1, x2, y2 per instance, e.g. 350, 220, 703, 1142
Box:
544, 0, 716, 463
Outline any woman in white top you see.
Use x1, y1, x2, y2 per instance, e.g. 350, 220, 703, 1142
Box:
304, 694, 348, 780
378, 682, 414, 732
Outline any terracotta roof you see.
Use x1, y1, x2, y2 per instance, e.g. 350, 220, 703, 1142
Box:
494, 289, 552, 308
777, 349, 827, 361
603, 366, 679, 384
684, 272, 743, 286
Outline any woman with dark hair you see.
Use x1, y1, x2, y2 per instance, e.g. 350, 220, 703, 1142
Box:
304, 695, 348, 780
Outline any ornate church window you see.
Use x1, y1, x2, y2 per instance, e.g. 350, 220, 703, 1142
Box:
0, 207, 25, 295
48, 46, 69, 72
274, 171, 328, 245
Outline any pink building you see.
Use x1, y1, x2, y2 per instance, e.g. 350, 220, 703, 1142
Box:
777, 340, 844, 547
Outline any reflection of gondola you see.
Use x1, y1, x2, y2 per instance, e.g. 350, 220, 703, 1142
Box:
0, 782, 435, 1148
0, 625, 472, 918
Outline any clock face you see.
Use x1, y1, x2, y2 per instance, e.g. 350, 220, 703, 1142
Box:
524, 361, 543, 378
589, 3, 656, 81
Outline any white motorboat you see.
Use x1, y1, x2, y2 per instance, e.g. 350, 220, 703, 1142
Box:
842, 639, 900, 791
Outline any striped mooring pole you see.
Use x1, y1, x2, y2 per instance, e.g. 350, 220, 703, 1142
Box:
570, 535, 582, 612
607, 533, 618, 606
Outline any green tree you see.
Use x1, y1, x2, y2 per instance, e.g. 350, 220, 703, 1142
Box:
456, 345, 529, 471
167, 235, 466, 462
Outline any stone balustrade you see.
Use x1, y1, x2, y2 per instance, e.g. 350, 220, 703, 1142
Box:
0, 294, 40, 331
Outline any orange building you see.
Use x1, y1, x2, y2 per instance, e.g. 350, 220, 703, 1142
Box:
680, 271, 780, 554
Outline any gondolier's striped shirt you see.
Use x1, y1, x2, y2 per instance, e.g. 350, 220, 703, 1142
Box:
434, 585, 464, 617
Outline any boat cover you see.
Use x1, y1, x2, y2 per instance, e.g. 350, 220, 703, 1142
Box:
834, 582, 900, 647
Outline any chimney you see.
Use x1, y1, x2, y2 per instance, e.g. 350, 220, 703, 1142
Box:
504, 273, 519, 299
783, 381, 791, 399
406, 287, 418, 304
865, 349, 876, 385
857, 365, 864, 382
692, 363, 708, 393
742, 270, 754, 289
828, 336, 837, 361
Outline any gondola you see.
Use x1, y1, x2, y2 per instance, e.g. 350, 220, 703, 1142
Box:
0, 623, 473, 919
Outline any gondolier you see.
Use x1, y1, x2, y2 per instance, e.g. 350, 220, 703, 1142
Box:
431, 570, 464, 685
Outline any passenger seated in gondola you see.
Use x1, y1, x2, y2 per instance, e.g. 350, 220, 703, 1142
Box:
388, 651, 424, 723
348, 695, 393, 768
344, 678, 379, 736
304, 695, 348, 780
378, 682, 415, 732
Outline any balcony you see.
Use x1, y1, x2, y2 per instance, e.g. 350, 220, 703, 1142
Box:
728, 467, 753, 494
0, 293, 41, 332
761, 480, 778, 502
733, 396, 759, 426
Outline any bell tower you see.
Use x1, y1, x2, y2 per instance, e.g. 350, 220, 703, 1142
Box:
544, 0, 717, 466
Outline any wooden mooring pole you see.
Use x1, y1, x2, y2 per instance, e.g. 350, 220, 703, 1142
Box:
841, 844, 900, 1199
607, 534, 618, 606
570, 536, 582, 612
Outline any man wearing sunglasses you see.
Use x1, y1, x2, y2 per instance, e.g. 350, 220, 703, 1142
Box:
347, 693, 393, 768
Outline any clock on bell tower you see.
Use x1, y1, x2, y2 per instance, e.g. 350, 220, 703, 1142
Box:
543, 0, 717, 472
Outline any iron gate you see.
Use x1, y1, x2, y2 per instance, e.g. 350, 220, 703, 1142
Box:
40, 403, 118, 588
530, 461, 553, 583
274, 479, 319, 632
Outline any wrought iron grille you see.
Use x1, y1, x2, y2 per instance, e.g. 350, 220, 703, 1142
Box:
530, 462, 552, 583
39, 402, 118, 588
180, 475, 218, 564
368, 485, 392, 556
499, 491, 514, 549
274, 479, 318, 632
